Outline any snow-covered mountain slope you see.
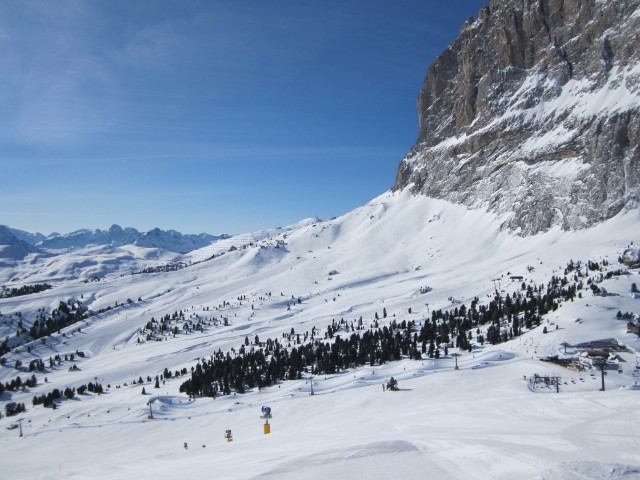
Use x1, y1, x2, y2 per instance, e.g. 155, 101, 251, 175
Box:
1, 191, 639, 479
187, 217, 320, 263
0, 226, 40, 261
1, 226, 47, 246
0, 244, 188, 284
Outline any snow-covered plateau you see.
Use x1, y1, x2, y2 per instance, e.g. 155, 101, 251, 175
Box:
1, 190, 640, 479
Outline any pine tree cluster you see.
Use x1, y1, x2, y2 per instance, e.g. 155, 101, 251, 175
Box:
137, 311, 211, 343
132, 250, 220, 276
5, 402, 26, 417
32, 382, 104, 409
0, 283, 52, 299
0, 374, 38, 395
28, 301, 88, 340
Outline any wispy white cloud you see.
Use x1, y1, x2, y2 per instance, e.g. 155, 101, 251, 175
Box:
15, 57, 119, 142
0, 143, 401, 171
0, 2, 278, 143
108, 17, 197, 71
0, 1, 120, 142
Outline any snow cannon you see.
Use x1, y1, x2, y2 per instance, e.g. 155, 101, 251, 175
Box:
260, 406, 272, 434
260, 406, 272, 418
225, 429, 233, 442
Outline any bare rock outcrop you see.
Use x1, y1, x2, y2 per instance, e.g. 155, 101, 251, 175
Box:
394, 0, 640, 234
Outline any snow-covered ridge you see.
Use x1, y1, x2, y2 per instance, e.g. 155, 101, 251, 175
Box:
0, 226, 41, 262
2, 226, 48, 245
187, 217, 320, 263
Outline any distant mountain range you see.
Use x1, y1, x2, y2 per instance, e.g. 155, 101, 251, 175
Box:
0, 224, 227, 255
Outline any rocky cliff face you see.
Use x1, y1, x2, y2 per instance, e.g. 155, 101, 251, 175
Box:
394, 0, 640, 234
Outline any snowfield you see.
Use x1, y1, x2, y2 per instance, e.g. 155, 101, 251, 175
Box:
1, 190, 640, 479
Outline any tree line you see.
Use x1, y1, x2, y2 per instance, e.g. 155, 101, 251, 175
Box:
0, 283, 52, 299
179, 258, 622, 399
32, 382, 104, 408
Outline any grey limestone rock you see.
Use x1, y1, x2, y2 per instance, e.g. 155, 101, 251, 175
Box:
394, 0, 640, 235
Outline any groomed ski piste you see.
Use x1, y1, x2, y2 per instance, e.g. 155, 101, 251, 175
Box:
1, 190, 640, 479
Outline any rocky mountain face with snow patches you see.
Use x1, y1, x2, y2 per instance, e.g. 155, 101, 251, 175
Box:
394, 0, 640, 235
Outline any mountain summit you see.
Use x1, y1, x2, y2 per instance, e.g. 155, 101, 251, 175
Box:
394, 0, 640, 234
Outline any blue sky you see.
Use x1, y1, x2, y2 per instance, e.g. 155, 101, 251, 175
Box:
1, 0, 487, 236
